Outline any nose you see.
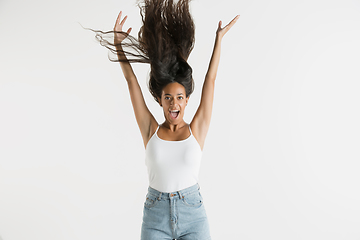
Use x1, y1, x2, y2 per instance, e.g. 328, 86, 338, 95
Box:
170, 98, 177, 105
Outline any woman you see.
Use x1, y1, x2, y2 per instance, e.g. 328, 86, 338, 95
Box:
90, 0, 239, 239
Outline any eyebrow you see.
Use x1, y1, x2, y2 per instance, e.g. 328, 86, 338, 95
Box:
164, 93, 184, 96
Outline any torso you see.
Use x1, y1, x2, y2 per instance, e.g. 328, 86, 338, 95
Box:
145, 123, 203, 192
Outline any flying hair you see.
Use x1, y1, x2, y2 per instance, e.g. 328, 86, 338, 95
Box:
85, 0, 196, 103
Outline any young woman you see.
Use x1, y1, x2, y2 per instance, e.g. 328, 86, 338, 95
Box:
89, 0, 239, 239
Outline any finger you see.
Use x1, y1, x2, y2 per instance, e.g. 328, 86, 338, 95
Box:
117, 11, 122, 24
224, 15, 240, 29
120, 15, 128, 27
127, 27, 132, 34
114, 11, 122, 29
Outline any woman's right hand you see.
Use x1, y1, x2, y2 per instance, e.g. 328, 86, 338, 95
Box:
114, 11, 132, 45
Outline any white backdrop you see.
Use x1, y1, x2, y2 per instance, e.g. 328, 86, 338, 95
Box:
1, 0, 360, 239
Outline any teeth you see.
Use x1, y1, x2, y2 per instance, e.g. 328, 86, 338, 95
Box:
170, 110, 179, 112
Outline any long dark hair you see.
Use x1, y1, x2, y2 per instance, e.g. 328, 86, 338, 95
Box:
86, 0, 195, 103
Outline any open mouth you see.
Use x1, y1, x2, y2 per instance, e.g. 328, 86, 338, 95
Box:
169, 110, 180, 119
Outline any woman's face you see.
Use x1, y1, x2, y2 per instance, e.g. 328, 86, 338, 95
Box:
158, 82, 189, 125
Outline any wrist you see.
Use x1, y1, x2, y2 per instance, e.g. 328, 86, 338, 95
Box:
215, 35, 223, 45
215, 33, 223, 42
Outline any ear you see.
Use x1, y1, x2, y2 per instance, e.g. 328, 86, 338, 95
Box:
157, 97, 162, 107
186, 96, 190, 105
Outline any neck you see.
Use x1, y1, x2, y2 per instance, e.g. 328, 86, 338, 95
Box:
162, 120, 187, 132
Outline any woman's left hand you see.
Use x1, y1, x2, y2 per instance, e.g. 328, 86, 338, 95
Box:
216, 15, 240, 39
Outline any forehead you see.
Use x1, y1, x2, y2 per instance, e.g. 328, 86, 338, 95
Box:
162, 82, 185, 95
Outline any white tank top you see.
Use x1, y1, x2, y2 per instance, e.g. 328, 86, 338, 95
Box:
145, 124, 202, 193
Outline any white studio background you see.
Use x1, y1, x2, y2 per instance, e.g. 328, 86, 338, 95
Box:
0, 0, 359, 239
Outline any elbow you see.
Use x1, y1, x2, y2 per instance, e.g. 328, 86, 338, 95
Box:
204, 75, 216, 85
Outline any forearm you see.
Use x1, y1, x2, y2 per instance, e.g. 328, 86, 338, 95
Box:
205, 35, 222, 83
205, 15, 239, 83
116, 45, 137, 81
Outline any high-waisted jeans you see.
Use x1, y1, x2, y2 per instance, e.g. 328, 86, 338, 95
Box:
141, 183, 211, 240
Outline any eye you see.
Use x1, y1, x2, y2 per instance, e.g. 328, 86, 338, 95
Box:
178, 96, 183, 100
165, 97, 170, 100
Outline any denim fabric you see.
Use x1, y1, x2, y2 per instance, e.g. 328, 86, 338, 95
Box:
141, 183, 211, 240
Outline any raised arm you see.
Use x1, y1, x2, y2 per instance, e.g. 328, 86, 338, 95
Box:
191, 15, 240, 150
204, 16, 240, 83
115, 11, 157, 148
114, 12, 135, 80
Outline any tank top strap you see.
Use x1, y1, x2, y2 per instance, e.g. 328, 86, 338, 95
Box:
150, 125, 160, 140
188, 124, 193, 135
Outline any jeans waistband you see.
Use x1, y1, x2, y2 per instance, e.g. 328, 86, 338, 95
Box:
147, 183, 200, 200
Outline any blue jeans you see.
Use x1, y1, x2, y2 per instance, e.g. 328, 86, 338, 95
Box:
141, 183, 211, 240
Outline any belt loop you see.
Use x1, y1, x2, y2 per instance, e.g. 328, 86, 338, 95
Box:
158, 192, 162, 200
178, 191, 183, 199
